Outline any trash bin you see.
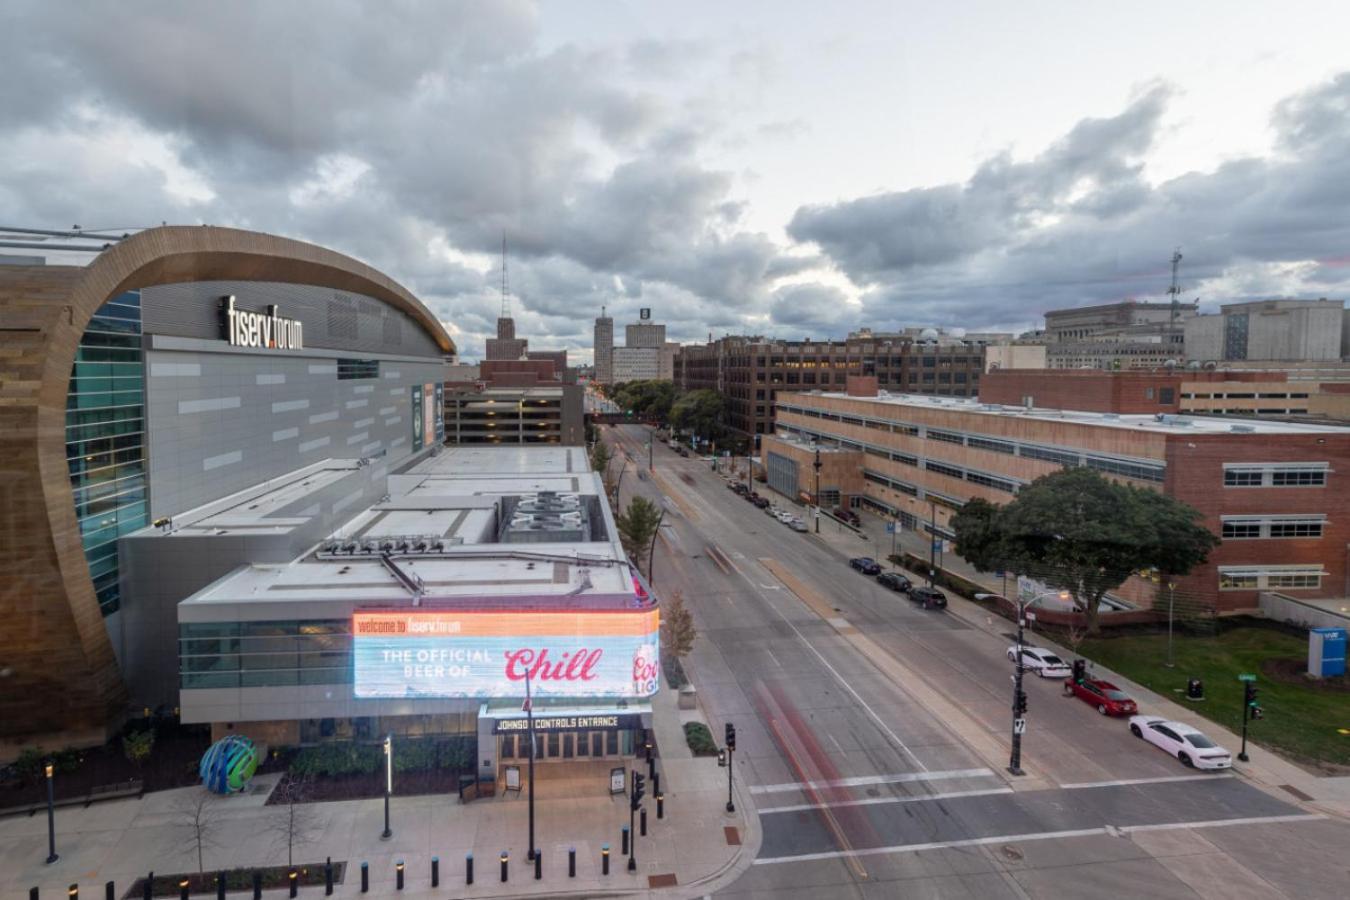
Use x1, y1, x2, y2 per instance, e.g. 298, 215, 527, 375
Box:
1186, 678, 1204, 701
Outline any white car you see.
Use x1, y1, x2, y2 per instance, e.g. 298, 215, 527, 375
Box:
1006, 646, 1072, 678
788, 518, 808, 532
1129, 716, 1233, 770
775, 510, 795, 523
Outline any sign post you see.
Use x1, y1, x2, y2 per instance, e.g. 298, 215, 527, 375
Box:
524, 679, 536, 861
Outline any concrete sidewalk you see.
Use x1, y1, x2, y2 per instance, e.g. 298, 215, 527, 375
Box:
807, 504, 1350, 818
1, 682, 756, 900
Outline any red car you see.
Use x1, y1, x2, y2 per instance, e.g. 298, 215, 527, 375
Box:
1063, 678, 1137, 716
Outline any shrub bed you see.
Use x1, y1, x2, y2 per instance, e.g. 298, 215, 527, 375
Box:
126, 862, 345, 897
683, 722, 718, 756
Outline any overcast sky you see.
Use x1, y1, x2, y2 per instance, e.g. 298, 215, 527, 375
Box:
4, 1, 1350, 362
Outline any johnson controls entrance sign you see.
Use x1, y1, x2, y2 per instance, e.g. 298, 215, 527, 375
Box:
352, 609, 660, 699
221, 296, 304, 350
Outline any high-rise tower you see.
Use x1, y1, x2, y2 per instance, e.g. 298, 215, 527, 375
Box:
594, 306, 614, 384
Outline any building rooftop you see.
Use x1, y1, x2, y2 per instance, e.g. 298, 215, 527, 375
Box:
805, 390, 1350, 436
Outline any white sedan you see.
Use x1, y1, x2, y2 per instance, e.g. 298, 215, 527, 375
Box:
1129, 716, 1233, 769
1007, 646, 1072, 678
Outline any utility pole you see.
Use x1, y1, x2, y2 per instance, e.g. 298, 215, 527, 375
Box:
926, 500, 937, 586
1167, 247, 1183, 337
1008, 601, 1029, 776
526, 674, 536, 860
812, 444, 822, 533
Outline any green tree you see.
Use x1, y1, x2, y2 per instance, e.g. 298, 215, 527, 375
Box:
951, 468, 1218, 633
669, 389, 726, 442
612, 380, 676, 424
590, 440, 612, 475
660, 590, 697, 663
615, 495, 663, 570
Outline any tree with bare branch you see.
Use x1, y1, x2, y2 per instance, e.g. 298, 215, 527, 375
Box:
174, 791, 222, 874
263, 775, 322, 868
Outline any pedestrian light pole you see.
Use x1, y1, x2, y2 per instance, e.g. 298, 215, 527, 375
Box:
381, 735, 393, 839
812, 444, 822, 534
926, 500, 937, 586
44, 761, 58, 864
647, 439, 653, 472
526, 673, 537, 860
1165, 580, 1177, 669
1006, 588, 1068, 776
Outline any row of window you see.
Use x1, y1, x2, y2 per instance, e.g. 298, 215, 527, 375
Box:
1184, 392, 1310, 400
1220, 516, 1325, 539
337, 358, 380, 380
1218, 568, 1323, 590
1222, 465, 1328, 487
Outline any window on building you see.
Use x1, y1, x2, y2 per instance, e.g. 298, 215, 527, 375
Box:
925, 461, 964, 480
1265, 571, 1322, 588
1218, 571, 1259, 590
1271, 468, 1326, 486
1020, 445, 1081, 466
1268, 519, 1324, 538
1221, 520, 1262, 539
1159, 387, 1175, 404
968, 436, 1015, 455
337, 358, 380, 380
820, 489, 841, 506
927, 429, 964, 445
1223, 468, 1264, 487
966, 471, 1018, 494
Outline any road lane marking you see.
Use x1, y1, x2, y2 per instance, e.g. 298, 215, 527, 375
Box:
1060, 774, 1234, 790
752, 813, 1326, 865
751, 767, 994, 795
758, 786, 1015, 815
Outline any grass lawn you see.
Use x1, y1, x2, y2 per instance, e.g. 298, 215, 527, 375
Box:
1078, 626, 1350, 770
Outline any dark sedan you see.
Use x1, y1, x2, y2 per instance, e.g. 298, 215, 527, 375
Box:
909, 586, 948, 609
877, 572, 911, 592
849, 557, 882, 576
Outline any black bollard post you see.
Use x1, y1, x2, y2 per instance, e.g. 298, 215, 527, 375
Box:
534, 849, 541, 881
360, 862, 369, 894
641, 806, 648, 837
395, 860, 404, 891
31, 888, 39, 900
144, 874, 153, 900
465, 854, 474, 886
68, 884, 78, 900
657, 792, 664, 819
622, 824, 630, 855
500, 851, 508, 883
324, 858, 333, 897
178, 878, 189, 900
430, 856, 438, 889
652, 771, 660, 797
216, 872, 225, 900
252, 872, 262, 900
106, 881, 115, 900
568, 847, 576, 878
601, 844, 610, 876
287, 869, 297, 900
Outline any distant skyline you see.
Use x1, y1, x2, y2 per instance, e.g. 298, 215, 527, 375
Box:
4, 1, 1350, 362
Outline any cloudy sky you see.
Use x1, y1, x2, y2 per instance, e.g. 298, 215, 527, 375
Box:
4, 1, 1350, 362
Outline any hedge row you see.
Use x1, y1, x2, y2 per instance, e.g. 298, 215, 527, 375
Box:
287, 737, 474, 777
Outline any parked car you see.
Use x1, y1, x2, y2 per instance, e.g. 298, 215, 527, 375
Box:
753, 496, 771, 509
1007, 646, 1072, 678
730, 481, 747, 494
877, 572, 912, 593
788, 518, 808, 532
909, 586, 947, 609
1129, 716, 1232, 769
1064, 678, 1138, 716
775, 510, 795, 523
849, 557, 882, 575
834, 507, 861, 527
745, 491, 760, 503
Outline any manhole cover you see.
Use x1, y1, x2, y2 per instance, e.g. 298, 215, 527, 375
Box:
1000, 845, 1024, 862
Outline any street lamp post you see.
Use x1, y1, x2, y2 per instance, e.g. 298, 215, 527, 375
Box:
614, 459, 629, 505
381, 735, 393, 839
890, 509, 899, 564
926, 500, 937, 586
647, 439, 653, 472
1165, 580, 1177, 668
44, 761, 58, 864
647, 509, 667, 586
812, 444, 822, 534
526, 673, 536, 861
1005, 587, 1068, 777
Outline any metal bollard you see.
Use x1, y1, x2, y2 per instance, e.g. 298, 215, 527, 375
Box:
216, 872, 225, 900
500, 851, 508, 883
324, 858, 333, 896
287, 870, 297, 900
179, 878, 189, 900
622, 824, 630, 855
657, 792, 664, 819
602, 844, 610, 876
395, 860, 404, 891
252, 872, 262, 900
360, 862, 369, 894
653, 771, 660, 796
144, 873, 153, 900
534, 850, 541, 881
31, 888, 39, 900
105, 882, 115, 900
641, 807, 648, 837
430, 856, 438, 889
465, 854, 474, 886
568, 847, 576, 878
69, 885, 78, 900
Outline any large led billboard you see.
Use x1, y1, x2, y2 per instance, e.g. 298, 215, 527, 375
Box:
353, 609, 660, 700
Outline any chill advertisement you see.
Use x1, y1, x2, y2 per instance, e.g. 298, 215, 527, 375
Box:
352, 609, 661, 699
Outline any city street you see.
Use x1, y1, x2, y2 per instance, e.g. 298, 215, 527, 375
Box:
604, 424, 1350, 899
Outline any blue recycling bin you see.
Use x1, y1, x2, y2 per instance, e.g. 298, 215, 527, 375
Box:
1308, 627, 1347, 677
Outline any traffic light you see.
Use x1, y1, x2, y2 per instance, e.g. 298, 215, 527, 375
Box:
1014, 690, 1028, 716
725, 722, 736, 752
1071, 659, 1087, 684
717, 749, 727, 767
631, 772, 645, 810
1245, 682, 1263, 720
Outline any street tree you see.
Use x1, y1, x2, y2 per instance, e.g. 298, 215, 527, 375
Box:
615, 496, 662, 569
660, 590, 697, 663
174, 790, 222, 874
669, 389, 726, 443
263, 775, 321, 868
951, 468, 1217, 633
590, 440, 612, 475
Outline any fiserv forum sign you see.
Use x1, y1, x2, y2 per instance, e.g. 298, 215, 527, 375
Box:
352, 608, 660, 700
221, 295, 303, 350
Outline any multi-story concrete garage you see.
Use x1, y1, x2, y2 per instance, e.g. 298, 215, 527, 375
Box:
0, 227, 455, 748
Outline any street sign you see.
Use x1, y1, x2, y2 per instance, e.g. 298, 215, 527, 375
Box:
1013, 718, 1027, 735
885, 523, 895, 534
1237, 673, 1257, 682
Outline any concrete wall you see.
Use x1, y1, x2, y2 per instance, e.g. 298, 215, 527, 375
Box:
1259, 592, 1350, 630
1184, 315, 1224, 361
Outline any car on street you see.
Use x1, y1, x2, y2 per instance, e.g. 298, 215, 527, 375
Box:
834, 507, 861, 527
744, 490, 759, 502
849, 557, 882, 575
876, 571, 912, 593
752, 496, 771, 509
909, 586, 948, 609
775, 510, 795, 523
1007, 646, 1072, 678
730, 481, 747, 494
787, 518, 808, 532
1129, 716, 1232, 769
1063, 678, 1138, 716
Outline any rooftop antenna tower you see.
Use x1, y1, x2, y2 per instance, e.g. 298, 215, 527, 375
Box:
500, 232, 510, 319
1167, 247, 1183, 329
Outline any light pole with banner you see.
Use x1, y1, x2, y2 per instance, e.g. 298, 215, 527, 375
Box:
381, 735, 393, 839
525, 673, 537, 861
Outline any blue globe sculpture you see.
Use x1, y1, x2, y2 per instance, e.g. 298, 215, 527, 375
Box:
199, 734, 260, 794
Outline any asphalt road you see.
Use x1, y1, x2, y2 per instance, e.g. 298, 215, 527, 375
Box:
603, 424, 1350, 899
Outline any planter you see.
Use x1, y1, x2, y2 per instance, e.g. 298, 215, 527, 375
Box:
678, 685, 697, 710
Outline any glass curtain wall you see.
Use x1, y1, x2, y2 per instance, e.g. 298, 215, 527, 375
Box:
65, 290, 146, 614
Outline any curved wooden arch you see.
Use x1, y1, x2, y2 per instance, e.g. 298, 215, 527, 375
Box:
0, 226, 453, 743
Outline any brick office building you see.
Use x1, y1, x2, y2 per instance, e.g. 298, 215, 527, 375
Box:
674, 332, 988, 446
762, 378, 1350, 615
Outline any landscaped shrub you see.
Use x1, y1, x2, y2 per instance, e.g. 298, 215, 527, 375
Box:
683, 722, 717, 756
123, 730, 155, 765
288, 742, 383, 778
391, 739, 437, 773
436, 737, 474, 771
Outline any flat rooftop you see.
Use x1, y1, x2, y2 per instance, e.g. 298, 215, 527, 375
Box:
804, 391, 1350, 436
